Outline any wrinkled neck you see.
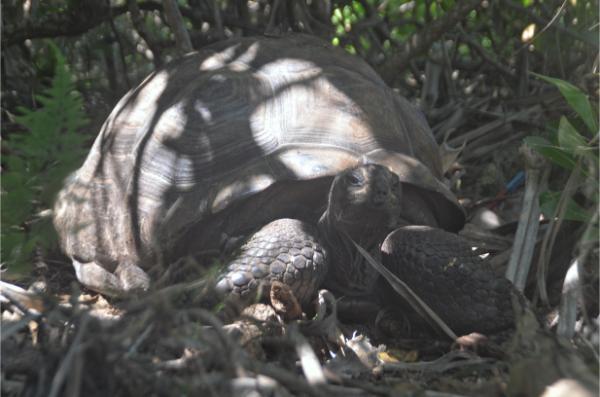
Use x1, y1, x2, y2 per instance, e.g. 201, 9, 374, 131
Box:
317, 209, 381, 297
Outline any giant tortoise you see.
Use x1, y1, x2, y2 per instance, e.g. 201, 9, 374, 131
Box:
54, 34, 513, 334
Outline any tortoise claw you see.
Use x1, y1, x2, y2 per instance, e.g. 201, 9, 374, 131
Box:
72, 259, 150, 297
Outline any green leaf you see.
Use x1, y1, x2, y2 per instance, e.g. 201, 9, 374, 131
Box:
523, 136, 577, 170
540, 191, 590, 223
2, 41, 88, 275
558, 116, 588, 154
582, 225, 599, 246
532, 73, 599, 134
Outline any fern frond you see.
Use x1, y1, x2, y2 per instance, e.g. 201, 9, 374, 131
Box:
1, 42, 89, 278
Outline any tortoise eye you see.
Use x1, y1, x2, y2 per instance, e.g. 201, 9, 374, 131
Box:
347, 172, 363, 186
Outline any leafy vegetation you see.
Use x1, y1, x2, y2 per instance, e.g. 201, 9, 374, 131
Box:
1, 43, 88, 278
525, 74, 598, 232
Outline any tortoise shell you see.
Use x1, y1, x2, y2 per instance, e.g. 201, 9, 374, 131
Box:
54, 34, 464, 270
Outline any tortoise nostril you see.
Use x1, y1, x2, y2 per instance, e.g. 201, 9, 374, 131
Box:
373, 189, 389, 205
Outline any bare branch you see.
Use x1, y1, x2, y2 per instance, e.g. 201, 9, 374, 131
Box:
162, 0, 193, 55
127, 0, 164, 68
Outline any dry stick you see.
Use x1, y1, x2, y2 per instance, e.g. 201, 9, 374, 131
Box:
536, 162, 582, 304
290, 0, 315, 34
106, 0, 131, 89
64, 337, 85, 397
461, 130, 526, 163
162, 0, 193, 55
380, 350, 491, 374
0, 280, 45, 315
229, 376, 284, 396
251, 362, 327, 397
505, 145, 549, 291
208, 0, 225, 39
126, 323, 155, 356
1, 314, 39, 341
458, 28, 516, 79
557, 209, 598, 339
349, 238, 458, 341
557, 258, 583, 339
288, 324, 327, 385
127, 0, 163, 68
265, 0, 282, 34
448, 105, 541, 148
48, 314, 91, 397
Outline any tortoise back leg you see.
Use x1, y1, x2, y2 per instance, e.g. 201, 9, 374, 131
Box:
215, 218, 328, 309
378, 225, 515, 335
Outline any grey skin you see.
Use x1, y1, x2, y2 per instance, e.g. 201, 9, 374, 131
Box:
213, 163, 514, 334
215, 163, 401, 308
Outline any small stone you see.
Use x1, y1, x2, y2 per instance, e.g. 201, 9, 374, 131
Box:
277, 253, 291, 264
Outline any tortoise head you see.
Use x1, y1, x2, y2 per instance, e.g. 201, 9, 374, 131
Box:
323, 164, 402, 242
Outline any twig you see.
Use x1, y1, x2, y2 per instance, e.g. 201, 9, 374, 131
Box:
229, 376, 288, 396
1, 314, 39, 341
48, 315, 91, 397
557, 258, 583, 339
162, 0, 193, 55
0, 280, 45, 315
265, 0, 282, 35
515, 0, 569, 53
448, 105, 541, 148
126, 323, 155, 356
505, 145, 549, 291
380, 350, 492, 373
288, 324, 326, 385
458, 28, 516, 79
127, 0, 163, 68
251, 362, 327, 397
208, 0, 225, 39
536, 162, 582, 304
557, 209, 598, 338
350, 237, 458, 341
106, 0, 131, 89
